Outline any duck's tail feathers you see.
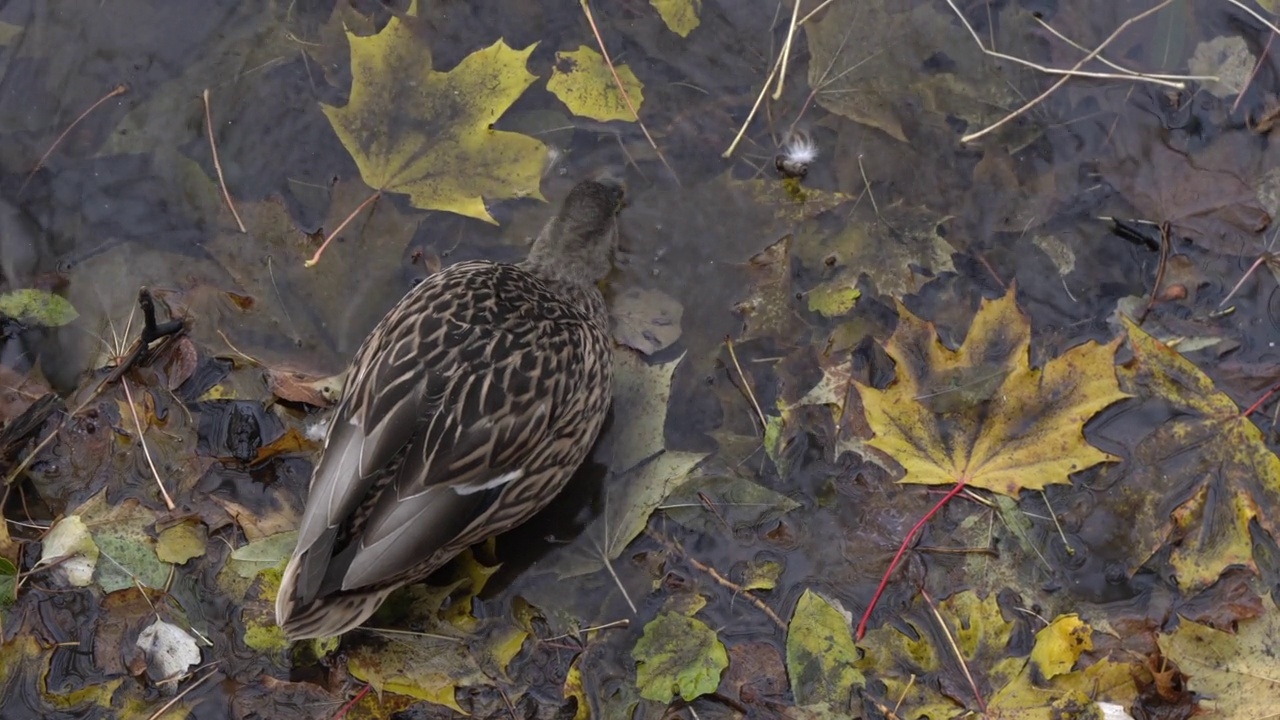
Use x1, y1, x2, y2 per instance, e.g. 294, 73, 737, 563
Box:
275, 554, 391, 641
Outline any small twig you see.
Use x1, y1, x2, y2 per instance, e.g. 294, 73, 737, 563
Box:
593, 536, 637, 615
772, 0, 803, 100
1032, 15, 1217, 85
644, 527, 786, 630
146, 666, 219, 720
724, 0, 840, 157
1038, 489, 1074, 556
202, 89, 246, 233
579, 0, 678, 184
725, 335, 767, 432
921, 589, 986, 715
541, 619, 630, 642
1242, 382, 1280, 418
1232, 29, 1274, 114
857, 155, 879, 217
1224, 0, 1280, 42
961, 0, 1175, 143
945, 0, 1188, 89
305, 190, 381, 267
1137, 221, 1170, 323
856, 479, 968, 639
20, 84, 128, 196
121, 379, 175, 511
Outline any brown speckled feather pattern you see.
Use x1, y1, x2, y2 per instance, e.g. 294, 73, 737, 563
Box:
275, 178, 621, 640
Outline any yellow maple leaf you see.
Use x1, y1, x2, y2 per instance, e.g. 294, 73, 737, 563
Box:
322, 0, 547, 223
858, 290, 1127, 495
547, 46, 644, 122
1116, 317, 1280, 589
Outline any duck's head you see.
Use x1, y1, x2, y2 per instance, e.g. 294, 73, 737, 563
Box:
525, 176, 625, 285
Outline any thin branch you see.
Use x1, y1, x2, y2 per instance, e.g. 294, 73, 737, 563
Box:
20, 84, 128, 196
305, 190, 381, 267
961, 0, 1175, 143
725, 335, 767, 431
1032, 15, 1217, 84
921, 589, 986, 715
121, 379, 175, 511
772, 0, 803, 100
580, 0, 678, 184
202, 89, 246, 233
644, 527, 786, 630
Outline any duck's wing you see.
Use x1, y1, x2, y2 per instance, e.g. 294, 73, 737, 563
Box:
278, 264, 582, 620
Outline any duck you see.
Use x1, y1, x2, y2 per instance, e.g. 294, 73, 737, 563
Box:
275, 177, 624, 640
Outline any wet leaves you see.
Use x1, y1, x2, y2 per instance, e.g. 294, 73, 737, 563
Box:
1118, 318, 1280, 589
1159, 596, 1280, 718
323, 0, 546, 222
0, 289, 78, 326
611, 286, 683, 355
859, 290, 1127, 495
785, 590, 864, 708
632, 612, 728, 702
548, 46, 644, 122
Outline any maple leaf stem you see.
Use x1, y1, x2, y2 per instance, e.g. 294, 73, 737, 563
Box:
330, 683, 371, 720
1242, 382, 1280, 418
203, 88, 247, 234
304, 190, 382, 268
855, 479, 969, 640
19, 83, 128, 198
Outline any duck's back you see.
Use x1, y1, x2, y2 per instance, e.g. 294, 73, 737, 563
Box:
275, 260, 613, 639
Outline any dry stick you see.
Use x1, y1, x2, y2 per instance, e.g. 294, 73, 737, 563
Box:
541, 619, 630, 642
921, 589, 986, 715
725, 335, 767, 432
146, 667, 219, 720
120, 379, 176, 511
1232, 30, 1274, 115
1224, 0, 1280, 41
943, 0, 1189, 89
855, 479, 968, 640
643, 527, 787, 630
202, 89, 246, 233
1137, 222, 1170, 323
723, 0, 840, 158
579, 0, 678, 184
305, 190, 381, 267
1031, 15, 1217, 84
19, 84, 128, 196
961, 0, 1175, 144
771, 0, 803, 100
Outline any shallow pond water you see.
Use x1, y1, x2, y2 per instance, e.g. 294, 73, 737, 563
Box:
3, 0, 1280, 717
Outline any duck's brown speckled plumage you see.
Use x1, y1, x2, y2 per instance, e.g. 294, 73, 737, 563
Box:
276, 179, 623, 640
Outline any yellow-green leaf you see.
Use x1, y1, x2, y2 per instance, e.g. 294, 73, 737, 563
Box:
155, 521, 207, 565
0, 289, 79, 326
651, 0, 700, 37
547, 46, 643, 123
633, 612, 728, 702
786, 590, 864, 707
1030, 615, 1092, 680
858, 289, 1128, 495
322, 0, 546, 222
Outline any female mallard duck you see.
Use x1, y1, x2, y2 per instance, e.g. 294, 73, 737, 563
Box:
276, 178, 624, 640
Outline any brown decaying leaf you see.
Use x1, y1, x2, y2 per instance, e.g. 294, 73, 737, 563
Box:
858, 289, 1127, 495
734, 235, 803, 341
1115, 318, 1280, 590
265, 368, 345, 407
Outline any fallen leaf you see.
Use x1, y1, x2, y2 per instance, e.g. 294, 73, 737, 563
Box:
785, 590, 864, 708
265, 368, 346, 407
0, 288, 78, 326
0, 557, 16, 610
803, 0, 1021, 141
650, 0, 700, 37
662, 471, 800, 536
1103, 135, 1270, 256
611, 286, 683, 355
135, 618, 201, 685
1188, 36, 1255, 99
1159, 596, 1280, 718
857, 289, 1127, 495
735, 235, 803, 341
609, 350, 684, 473
633, 612, 728, 703
155, 521, 207, 565
39, 515, 99, 587
1030, 615, 1091, 680
547, 46, 644, 123
225, 531, 296, 580
1116, 318, 1280, 589
322, 0, 546, 222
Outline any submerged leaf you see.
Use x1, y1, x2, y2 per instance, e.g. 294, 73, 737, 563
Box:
135, 619, 202, 685
650, 0, 701, 37
0, 288, 79, 326
1160, 596, 1280, 718
322, 0, 546, 222
547, 46, 644, 123
39, 515, 99, 587
858, 290, 1127, 495
1030, 615, 1092, 680
611, 286, 683, 355
633, 612, 728, 702
786, 590, 864, 707
155, 521, 207, 565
